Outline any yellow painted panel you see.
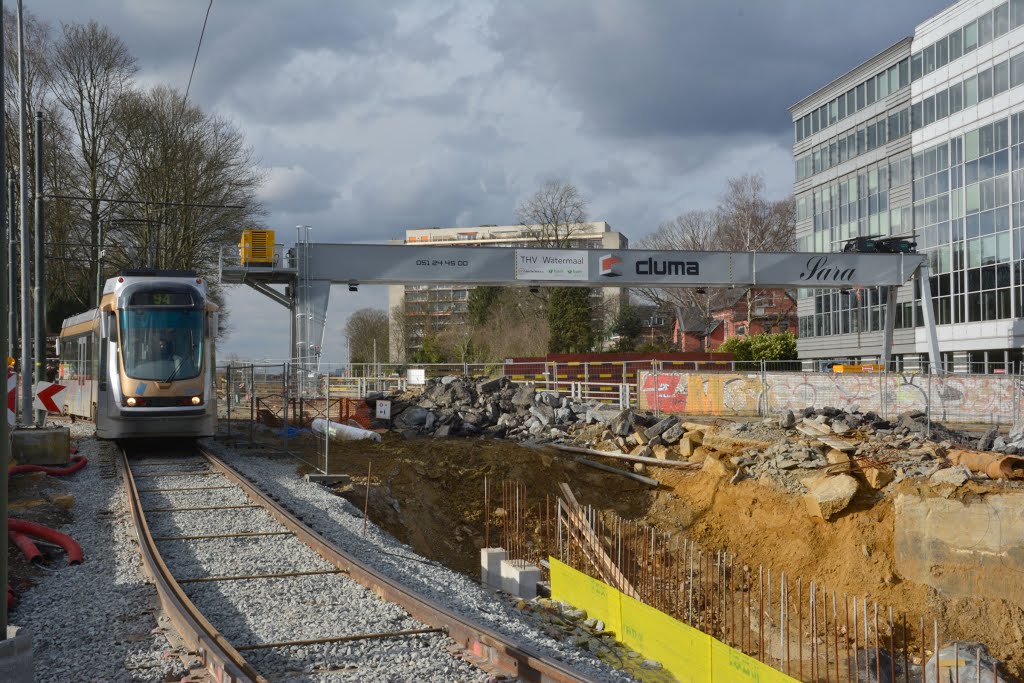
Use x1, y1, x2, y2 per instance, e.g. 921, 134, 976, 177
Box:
620, 593, 711, 683
710, 637, 798, 683
549, 559, 622, 640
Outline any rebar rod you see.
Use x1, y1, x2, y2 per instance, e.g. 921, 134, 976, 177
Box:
798, 579, 803, 682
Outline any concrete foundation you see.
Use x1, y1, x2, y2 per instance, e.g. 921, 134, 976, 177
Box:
500, 559, 541, 599
0, 625, 33, 683
304, 473, 351, 487
11, 427, 70, 466
895, 492, 1024, 607
480, 548, 506, 588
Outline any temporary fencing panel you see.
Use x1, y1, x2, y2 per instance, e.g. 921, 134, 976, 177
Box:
550, 558, 796, 683
638, 369, 1023, 424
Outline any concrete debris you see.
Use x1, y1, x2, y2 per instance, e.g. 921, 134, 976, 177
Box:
925, 642, 1009, 683
929, 465, 971, 496
803, 474, 859, 520
369, 377, 1019, 499
378, 375, 667, 445
515, 597, 668, 680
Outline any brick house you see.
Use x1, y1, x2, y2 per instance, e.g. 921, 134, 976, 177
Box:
673, 289, 798, 351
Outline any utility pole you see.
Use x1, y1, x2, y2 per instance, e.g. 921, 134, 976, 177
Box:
33, 111, 44, 426
16, 0, 30, 426
0, 0, 9, 642
7, 176, 14, 361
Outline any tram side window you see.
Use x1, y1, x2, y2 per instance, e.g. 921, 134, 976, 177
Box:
61, 334, 92, 381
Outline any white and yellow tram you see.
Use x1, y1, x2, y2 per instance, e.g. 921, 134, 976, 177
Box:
58, 269, 218, 439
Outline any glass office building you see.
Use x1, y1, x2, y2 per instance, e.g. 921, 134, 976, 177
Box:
791, 0, 1024, 372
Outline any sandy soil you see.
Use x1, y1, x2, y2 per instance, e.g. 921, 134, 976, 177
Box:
277, 427, 1024, 680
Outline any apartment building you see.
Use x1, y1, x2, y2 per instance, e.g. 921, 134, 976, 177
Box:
790, 0, 1024, 372
387, 222, 628, 360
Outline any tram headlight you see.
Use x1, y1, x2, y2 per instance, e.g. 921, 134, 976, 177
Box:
191, 396, 201, 405
126, 397, 137, 407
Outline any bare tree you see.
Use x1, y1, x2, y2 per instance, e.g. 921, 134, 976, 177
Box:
515, 178, 588, 248
50, 20, 137, 304
344, 308, 389, 368
107, 85, 265, 274
470, 288, 549, 359
635, 210, 731, 349
638, 176, 796, 344
715, 174, 796, 331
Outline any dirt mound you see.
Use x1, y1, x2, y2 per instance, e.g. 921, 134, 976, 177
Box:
284, 428, 1024, 678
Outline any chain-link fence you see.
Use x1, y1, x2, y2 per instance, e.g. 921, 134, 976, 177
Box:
637, 367, 1024, 425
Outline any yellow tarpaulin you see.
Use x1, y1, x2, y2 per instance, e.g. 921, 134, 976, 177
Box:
549, 557, 798, 683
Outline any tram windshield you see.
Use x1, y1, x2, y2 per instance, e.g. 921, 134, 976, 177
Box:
119, 307, 204, 381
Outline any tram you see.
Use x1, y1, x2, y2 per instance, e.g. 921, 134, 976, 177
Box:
58, 269, 218, 439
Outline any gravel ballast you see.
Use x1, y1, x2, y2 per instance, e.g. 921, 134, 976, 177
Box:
202, 438, 639, 683
130, 451, 491, 681
10, 431, 189, 682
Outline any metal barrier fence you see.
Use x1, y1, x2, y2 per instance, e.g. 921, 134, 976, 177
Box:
637, 368, 1024, 425
218, 359, 1024, 431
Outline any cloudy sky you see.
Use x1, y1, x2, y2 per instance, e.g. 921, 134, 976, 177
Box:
27, 0, 953, 361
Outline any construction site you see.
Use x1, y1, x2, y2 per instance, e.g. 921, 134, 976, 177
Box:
214, 366, 1024, 683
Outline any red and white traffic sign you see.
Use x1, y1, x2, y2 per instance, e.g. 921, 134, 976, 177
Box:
33, 381, 67, 414
7, 369, 16, 425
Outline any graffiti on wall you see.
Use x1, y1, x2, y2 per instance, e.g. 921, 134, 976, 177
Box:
638, 371, 1023, 423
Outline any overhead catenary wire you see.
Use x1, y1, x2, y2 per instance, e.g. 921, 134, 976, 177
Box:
184, 0, 214, 105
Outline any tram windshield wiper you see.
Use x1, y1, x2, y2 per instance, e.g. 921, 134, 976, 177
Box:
164, 331, 196, 383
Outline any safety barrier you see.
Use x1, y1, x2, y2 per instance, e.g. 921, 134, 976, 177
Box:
550, 558, 797, 683
637, 369, 1024, 424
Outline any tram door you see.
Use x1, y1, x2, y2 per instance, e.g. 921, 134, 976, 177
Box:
64, 335, 92, 417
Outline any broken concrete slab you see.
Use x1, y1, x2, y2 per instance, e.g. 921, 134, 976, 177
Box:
660, 423, 684, 444
651, 444, 676, 461
863, 467, 894, 490
826, 448, 851, 465
803, 474, 859, 520
644, 415, 679, 441
11, 427, 70, 466
930, 465, 970, 497
702, 452, 735, 478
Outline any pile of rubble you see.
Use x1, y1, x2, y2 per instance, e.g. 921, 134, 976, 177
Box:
370, 376, 1024, 520
513, 597, 668, 680
378, 376, 644, 441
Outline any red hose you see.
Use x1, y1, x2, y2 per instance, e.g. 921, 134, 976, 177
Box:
8, 455, 88, 477
8, 519, 83, 565
8, 529, 42, 564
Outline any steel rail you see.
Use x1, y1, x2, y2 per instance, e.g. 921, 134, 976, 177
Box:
199, 446, 598, 683
119, 447, 266, 683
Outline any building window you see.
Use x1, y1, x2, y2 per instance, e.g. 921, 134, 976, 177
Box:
735, 325, 746, 336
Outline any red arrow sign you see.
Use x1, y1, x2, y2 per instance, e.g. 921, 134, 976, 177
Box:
33, 381, 67, 413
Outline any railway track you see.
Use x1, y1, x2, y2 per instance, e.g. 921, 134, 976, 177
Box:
121, 442, 599, 682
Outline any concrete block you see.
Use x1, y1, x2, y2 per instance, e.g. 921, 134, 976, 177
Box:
803, 474, 859, 520
895, 492, 1024, 607
304, 473, 351, 487
500, 559, 541, 599
11, 427, 70, 466
0, 625, 32, 683
480, 548, 506, 588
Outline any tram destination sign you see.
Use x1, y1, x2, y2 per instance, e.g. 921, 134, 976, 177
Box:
299, 244, 924, 288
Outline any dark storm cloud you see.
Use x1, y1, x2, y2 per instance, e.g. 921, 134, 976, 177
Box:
488, 0, 953, 138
